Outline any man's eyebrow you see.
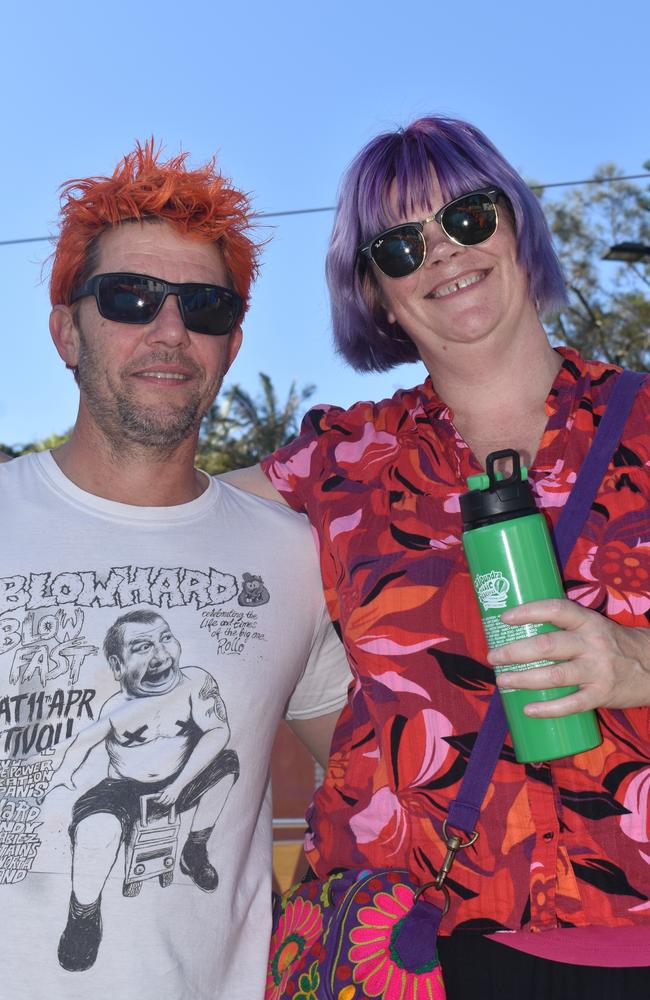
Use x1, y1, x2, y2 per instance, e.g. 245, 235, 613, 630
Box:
126, 627, 169, 646
126, 635, 151, 647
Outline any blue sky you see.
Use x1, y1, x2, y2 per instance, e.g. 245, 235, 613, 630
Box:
1, 0, 648, 446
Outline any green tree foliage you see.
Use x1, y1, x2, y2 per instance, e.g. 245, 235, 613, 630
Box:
196, 372, 316, 473
1, 430, 70, 457
541, 164, 650, 370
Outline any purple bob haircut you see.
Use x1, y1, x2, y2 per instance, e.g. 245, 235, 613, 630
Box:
326, 116, 568, 372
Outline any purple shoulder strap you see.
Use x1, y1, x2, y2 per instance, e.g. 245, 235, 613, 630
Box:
446, 369, 646, 837
554, 370, 646, 566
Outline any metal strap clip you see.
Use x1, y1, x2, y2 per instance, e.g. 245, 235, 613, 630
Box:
413, 820, 479, 913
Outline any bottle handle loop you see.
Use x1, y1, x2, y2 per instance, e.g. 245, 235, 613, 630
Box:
486, 448, 521, 489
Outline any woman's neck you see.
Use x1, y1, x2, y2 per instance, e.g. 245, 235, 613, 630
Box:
425, 328, 562, 469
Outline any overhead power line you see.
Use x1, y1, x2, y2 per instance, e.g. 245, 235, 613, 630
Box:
528, 172, 650, 191
1, 172, 649, 248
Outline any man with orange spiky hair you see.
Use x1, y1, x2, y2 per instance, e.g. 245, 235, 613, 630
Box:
0, 143, 349, 999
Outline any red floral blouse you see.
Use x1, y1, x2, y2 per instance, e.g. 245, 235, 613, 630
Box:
262, 349, 650, 936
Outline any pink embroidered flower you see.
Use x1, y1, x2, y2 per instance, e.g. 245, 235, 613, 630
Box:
348, 884, 445, 998
266, 898, 323, 999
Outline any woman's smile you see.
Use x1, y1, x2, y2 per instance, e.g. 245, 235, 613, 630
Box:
426, 268, 490, 299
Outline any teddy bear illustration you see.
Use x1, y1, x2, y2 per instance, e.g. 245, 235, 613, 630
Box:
237, 573, 270, 607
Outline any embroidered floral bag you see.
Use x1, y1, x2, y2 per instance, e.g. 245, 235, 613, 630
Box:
267, 866, 446, 1000
266, 370, 645, 1000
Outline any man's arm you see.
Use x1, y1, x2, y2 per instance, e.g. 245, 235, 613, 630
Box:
46, 712, 113, 794
154, 670, 231, 807
288, 708, 342, 770
284, 597, 351, 769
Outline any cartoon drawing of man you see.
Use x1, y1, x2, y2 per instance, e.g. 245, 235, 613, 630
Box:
48, 610, 239, 972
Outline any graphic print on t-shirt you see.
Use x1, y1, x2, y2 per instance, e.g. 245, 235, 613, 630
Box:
0, 561, 271, 974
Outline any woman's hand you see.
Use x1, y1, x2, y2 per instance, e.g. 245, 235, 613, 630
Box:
487, 599, 650, 715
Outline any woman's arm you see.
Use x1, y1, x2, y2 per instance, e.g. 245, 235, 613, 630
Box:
219, 464, 287, 504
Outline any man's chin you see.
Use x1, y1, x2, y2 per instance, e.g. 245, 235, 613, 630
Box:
115, 405, 202, 450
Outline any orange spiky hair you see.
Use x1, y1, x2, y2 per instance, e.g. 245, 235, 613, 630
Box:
50, 139, 260, 311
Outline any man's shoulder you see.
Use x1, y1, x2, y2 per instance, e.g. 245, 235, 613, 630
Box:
180, 665, 215, 689
99, 689, 126, 718
0, 451, 37, 476
215, 476, 312, 535
0, 451, 49, 502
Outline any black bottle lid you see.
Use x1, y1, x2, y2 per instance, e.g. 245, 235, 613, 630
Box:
460, 449, 537, 530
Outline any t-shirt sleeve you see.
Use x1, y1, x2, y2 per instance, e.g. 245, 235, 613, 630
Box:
284, 601, 351, 721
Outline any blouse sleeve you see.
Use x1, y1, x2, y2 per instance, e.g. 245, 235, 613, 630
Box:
261, 403, 344, 515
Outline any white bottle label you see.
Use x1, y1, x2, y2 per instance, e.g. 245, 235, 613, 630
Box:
474, 570, 510, 610
482, 616, 555, 676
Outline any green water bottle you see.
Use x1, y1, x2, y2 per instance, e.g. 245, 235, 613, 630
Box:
460, 449, 602, 763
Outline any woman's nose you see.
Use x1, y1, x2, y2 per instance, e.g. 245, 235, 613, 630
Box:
422, 223, 463, 266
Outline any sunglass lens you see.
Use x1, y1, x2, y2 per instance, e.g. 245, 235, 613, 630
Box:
372, 226, 425, 278
99, 274, 163, 323
180, 286, 239, 336
443, 193, 497, 245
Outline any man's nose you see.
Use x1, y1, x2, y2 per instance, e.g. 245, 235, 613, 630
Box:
149, 641, 167, 663
143, 294, 191, 347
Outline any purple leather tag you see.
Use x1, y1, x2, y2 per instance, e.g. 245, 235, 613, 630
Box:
391, 897, 444, 971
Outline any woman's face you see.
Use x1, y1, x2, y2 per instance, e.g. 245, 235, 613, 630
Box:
371, 174, 537, 370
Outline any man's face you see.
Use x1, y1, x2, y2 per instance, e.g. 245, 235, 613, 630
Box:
59, 221, 242, 451
110, 616, 182, 697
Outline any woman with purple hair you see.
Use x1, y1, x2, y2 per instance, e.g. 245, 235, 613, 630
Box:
230, 116, 650, 998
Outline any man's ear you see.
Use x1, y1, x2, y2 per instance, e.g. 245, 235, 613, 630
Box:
108, 655, 123, 682
49, 305, 80, 368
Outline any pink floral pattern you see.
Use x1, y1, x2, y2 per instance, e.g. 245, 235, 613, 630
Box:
266, 897, 323, 1000
571, 540, 650, 620
349, 884, 445, 998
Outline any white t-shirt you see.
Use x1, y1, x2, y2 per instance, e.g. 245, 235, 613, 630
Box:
0, 452, 350, 1000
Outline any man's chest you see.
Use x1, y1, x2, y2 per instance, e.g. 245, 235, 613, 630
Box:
110, 691, 194, 746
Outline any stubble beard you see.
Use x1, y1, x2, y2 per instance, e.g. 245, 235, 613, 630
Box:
76, 333, 224, 455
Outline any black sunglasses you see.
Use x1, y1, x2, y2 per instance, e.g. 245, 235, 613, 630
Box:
358, 187, 502, 279
70, 272, 243, 336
